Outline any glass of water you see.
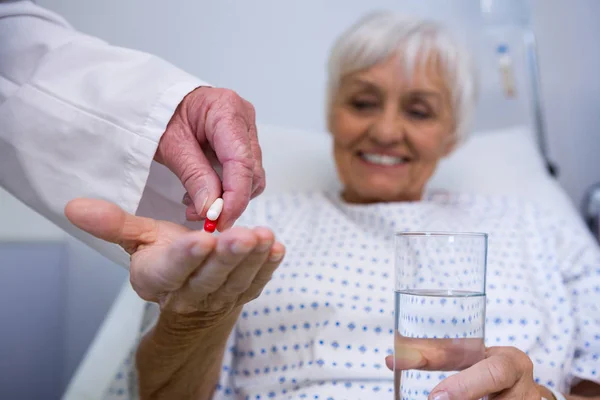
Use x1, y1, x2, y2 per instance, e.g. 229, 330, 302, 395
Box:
394, 232, 488, 400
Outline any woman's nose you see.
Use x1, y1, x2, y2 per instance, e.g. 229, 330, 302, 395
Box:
369, 108, 405, 146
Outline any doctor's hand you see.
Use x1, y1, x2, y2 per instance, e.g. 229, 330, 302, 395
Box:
154, 87, 265, 231
65, 198, 284, 326
385, 339, 556, 400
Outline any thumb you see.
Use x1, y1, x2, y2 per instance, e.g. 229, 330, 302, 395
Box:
64, 198, 157, 253
160, 126, 221, 220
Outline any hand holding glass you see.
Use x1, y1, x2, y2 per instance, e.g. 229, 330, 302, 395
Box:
394, 232, 488, 400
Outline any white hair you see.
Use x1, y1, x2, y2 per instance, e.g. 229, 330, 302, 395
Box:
327, 11, 478, 143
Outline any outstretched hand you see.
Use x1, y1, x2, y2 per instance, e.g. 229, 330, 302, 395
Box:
65, 198, 284, 327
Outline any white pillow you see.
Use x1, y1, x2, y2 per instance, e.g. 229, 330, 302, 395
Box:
257, 123, 578, 218
428, 125, 550, 196
257, 124, 340, 195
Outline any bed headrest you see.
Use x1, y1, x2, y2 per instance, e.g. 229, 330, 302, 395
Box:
257, 124, 577, 218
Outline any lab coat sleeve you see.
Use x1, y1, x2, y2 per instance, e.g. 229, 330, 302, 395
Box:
0, 1, 207, 268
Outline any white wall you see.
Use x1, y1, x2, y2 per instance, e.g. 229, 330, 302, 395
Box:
32, 0, 600, 209
33, 0, 533, 135
530, 0, 600, 208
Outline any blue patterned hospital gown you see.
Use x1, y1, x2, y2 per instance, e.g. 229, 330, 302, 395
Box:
105, 191, 600, 399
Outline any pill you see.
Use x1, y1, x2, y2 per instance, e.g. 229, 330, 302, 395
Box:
206, 198, 224, 221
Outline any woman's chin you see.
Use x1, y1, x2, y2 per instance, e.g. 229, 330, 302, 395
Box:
348, 183, 421, 204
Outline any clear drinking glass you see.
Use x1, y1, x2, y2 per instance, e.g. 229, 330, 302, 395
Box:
394, 232, 488, 400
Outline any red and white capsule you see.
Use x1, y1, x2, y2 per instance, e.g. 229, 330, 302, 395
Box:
203, 198, 224, 233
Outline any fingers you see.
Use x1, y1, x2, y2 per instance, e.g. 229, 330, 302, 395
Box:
65, 198, 157, 253
182, 192, 203, 221
202, 91, 255, 230
386, 335, 485, 372
184, 227, 259, 298
165, 88, 262, 227
161, 117, 222, 220
131, 231, 216, 301
176, 227, 284, 313
429, 347, 535, 400
245, 101, 266, 199
241, 241, 285, 301
213, 227, 273, 302
213, 128, 254, 230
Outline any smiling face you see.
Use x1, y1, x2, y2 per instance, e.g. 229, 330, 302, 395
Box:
329, 53, 457, 204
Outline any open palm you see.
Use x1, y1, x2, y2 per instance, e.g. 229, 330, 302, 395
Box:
65, 199, 285, 327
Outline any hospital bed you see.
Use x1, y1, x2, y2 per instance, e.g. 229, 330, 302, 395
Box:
62, 122, 584, 400
55, 1, 588, 397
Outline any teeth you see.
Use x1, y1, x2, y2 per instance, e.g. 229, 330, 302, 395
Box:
361, 153, 406, 166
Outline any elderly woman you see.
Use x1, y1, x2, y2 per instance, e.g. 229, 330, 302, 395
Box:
66, 12, 599, 400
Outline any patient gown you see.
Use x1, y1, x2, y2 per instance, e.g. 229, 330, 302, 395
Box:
105, 191, 600, 399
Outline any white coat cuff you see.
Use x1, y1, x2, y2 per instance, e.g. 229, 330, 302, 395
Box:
123, 78, 210, 217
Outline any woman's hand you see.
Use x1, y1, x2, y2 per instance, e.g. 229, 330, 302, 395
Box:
65, 198, 285, 326
386, 340, 556, 400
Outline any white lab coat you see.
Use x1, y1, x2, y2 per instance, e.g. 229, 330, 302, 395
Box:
0, 0, 207, 268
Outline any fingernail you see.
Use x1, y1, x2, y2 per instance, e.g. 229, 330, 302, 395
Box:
182, 193, 192, 206
395, 347, 424, 369
230, 241, 253, 254
186, 208, 201, 221
430, 391, 449, 400
385, 355, 394, 370
257, 240, 272, 252
269, 252, 284, 262
192, 188, 209, 215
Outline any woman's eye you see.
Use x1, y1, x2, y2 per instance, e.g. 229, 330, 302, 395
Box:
350, 99, 377, 111
406, 107, 432, 120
